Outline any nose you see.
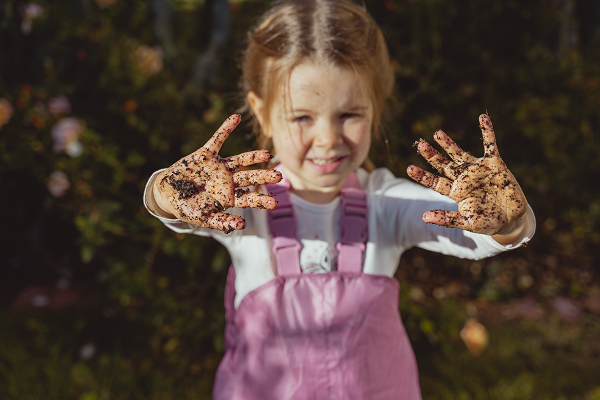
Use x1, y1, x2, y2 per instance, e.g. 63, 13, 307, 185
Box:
313, 119, 343, 148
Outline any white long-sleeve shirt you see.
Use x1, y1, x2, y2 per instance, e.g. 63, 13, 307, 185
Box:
144, 167, 535, 307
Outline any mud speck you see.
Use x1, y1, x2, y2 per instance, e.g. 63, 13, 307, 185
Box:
169, 180, 202, 199
235, 188, 250, 198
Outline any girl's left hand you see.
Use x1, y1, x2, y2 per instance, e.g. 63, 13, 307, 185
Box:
407, 114, 528, 236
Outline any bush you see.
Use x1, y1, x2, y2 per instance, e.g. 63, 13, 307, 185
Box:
1, 0, 599, 398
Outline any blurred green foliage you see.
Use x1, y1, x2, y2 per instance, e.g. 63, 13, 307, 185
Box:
1, 0, 600, 398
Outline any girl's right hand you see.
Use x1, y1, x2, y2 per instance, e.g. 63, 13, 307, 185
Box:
154, 114, 282, 232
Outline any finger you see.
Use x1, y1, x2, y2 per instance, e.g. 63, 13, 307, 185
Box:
422, 210, 470, 230
479, 114, 499, 158
234, 190, 278, 209
423, 209, 490, 232
205, 212, 247, 232
233, 169, 282, 187
223, 150, 272, 170
433, 130, 477, 163
417, 140, 465, 180
407, 165, 453, 197
424, 206, 508, 235
204, 114, 242, 153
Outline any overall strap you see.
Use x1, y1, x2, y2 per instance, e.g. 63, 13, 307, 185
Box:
266, 171, 301, 275
266, 166, 368, 276
337, 185, 368, 273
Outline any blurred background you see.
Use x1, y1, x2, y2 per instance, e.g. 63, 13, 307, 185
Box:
1, 0, 600, 398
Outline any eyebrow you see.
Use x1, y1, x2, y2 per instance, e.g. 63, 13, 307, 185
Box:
345, 105, 369, 111
288, 108, 312, 113
288, 105, 370, 113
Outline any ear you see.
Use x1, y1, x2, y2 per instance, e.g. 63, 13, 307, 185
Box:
247, 91, 272, 138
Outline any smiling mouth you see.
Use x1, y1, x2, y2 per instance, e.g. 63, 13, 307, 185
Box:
309, 156, 345, 166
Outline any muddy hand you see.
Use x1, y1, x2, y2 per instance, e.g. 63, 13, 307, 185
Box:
155, 114, 282, 232
407, 114, 527, 235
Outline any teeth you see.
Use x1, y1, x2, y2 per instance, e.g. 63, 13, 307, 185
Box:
311, 158, 336, 165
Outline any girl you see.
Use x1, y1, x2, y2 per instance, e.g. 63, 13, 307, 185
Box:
144, 0, 536, 398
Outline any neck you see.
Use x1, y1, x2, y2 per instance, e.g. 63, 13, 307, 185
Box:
280, 166, 344, 204
289, 186, 341, 204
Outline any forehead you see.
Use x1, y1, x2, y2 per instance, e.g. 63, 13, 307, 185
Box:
281, 62, 372, 109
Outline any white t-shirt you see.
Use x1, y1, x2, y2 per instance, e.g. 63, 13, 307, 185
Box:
144, 167, 536, 307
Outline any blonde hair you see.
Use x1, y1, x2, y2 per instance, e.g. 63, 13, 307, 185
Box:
241, 0, 394, 153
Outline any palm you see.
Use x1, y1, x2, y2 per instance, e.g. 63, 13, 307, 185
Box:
407, 114, 527, 235
156, 114, 281, 232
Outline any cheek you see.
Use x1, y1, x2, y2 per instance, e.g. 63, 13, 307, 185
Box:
358, 135, 371, 161
362, 135, 372, 155
347, 122, 372, 153
272, 124, 308, 158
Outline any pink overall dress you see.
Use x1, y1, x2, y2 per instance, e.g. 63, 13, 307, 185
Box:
213, 171, 422, 400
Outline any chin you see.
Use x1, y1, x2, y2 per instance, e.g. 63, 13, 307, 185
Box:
309, 172, 348, 189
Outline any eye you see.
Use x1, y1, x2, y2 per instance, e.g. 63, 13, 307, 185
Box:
293, 115, 311, 123
340, 113, 359, 121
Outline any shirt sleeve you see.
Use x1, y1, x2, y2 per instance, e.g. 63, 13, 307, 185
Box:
362, 168, 536, 260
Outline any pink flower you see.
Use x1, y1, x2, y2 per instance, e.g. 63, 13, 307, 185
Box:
21, 3, 43, 34
23, 3, 43, 18
47, 171, 70, 197
0, 98, 14, 129
47, 95, 71, 117
51, 117, 84, 157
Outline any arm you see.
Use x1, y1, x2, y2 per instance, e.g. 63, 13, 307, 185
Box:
407, 114, 534, 246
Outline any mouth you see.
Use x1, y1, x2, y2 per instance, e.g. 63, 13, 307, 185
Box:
307, 156, 346, 173
309, 156, 344, 166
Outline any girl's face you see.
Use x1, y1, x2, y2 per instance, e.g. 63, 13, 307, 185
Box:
249, 62, 373, 204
